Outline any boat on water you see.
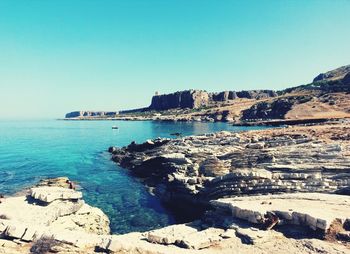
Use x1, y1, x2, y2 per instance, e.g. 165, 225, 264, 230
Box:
112, 126, 119, 129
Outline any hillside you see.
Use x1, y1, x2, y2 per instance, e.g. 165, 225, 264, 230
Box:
65, 65, 350, 123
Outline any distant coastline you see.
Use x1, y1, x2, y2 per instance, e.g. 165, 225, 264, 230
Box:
63, 65, 350, 126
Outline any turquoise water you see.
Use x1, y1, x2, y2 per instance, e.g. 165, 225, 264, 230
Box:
0, 120, 267, 233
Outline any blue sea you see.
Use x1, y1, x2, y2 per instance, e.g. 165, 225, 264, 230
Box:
0, 120, 267, 233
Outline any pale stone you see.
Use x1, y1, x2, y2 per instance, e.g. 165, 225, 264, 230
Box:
30, 187, 82, 203
180, 228, 224, 249
0, 220, 7, 233
305, 214, 317, 230
4, 223, 27, 239
212, 193, 350, 232
0, 239, 18, 248
235, 227, 272, 245
21, 226, 39, 241
147, 224, 198, 245
246, 142, 265, 149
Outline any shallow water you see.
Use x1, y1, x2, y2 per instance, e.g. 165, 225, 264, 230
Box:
0, 119, 268, 233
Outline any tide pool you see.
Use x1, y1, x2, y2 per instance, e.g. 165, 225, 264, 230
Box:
0, 120, 268, 233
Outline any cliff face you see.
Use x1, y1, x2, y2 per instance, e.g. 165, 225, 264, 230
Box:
149, 90, 209, 110
64, 65, 349, 121
149, 89, 277, 111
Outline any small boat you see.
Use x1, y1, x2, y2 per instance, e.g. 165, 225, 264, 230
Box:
112, 126, 119, 129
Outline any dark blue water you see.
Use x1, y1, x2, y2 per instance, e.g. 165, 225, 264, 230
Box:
0, 120, 267, 233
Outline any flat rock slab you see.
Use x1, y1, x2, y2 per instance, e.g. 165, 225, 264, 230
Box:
50, 203, 110, 235
147, 224, 198, 245
235, 227, 274, 244
180, 228, 224, 249
211, 193, 350, 231
0, 195, 83, 226
30, 187, 82, 203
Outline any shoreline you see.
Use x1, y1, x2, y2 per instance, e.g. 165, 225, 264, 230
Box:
107, 121, 350, 252
2, 176, 350, 253
232, 117, 350, 126
60, 116, 350, 127
109, 122, 350, 206
1, 122, 350, 253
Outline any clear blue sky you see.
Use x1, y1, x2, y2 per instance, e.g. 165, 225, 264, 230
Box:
0, 0, 349, 118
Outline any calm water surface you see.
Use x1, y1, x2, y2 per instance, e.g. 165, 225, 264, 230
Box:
0, 120, 268, 233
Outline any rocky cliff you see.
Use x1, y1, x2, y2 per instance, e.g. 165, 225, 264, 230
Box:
64, 65, 350, 122
149, 89, 277, 111
149, 90, 210, 110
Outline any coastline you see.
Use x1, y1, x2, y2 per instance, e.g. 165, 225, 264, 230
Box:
1, 122, 350, 253
106, 121, 350, 252
59, 115, 350, 128
2, 179, 350, 253
1, 2, 350, 252
109, 122, 350, 206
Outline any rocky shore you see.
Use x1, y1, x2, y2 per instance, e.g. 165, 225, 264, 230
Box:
107, 122, 350, 253
1, 177, 350, 253
2, 123, 350, 253
0, 177, 111, 253
109, 123, 350, 205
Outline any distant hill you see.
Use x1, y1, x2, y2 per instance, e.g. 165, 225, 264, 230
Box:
65, 65, 350, 123
313, 65, 350, 82
241, 65, 350, 121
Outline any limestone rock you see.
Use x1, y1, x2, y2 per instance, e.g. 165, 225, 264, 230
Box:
109, 124, 350, 209
147, 224, 198, 245
0, 179, 111, 254
148, 89, 277, 111
212, 193, 350, 232
235, 227, 273, 244
180, 228, 224, 249
51, 204, 110, 235
199, 157, 230, 177
149, 90, 210, 110
30, 187, 82, 203
161, 153, 190, 164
